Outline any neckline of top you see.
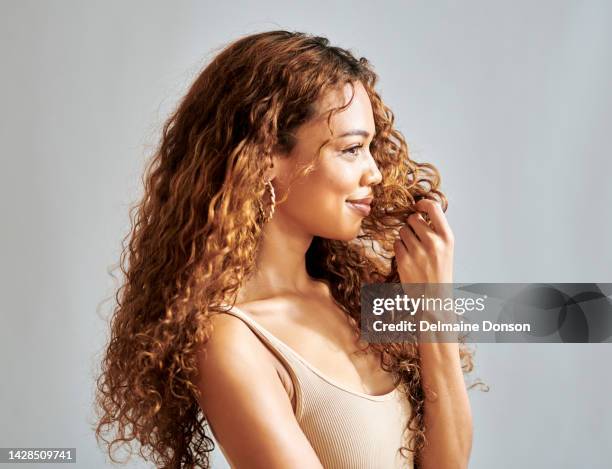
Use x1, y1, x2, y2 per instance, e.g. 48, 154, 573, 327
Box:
219, 303, 400, 402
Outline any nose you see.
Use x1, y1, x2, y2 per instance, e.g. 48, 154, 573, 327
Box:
362, 152, 383, 187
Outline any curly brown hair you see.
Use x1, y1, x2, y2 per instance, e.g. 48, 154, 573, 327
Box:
94, 29, 487, 468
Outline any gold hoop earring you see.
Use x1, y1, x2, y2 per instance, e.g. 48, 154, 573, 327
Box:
259, 179, 275, 223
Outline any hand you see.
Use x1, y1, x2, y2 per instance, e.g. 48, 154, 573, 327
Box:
393, 198, 455, 285
393, 198, 457, 342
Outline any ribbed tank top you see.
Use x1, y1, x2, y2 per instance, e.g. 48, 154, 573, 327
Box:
217, 305, 415, 469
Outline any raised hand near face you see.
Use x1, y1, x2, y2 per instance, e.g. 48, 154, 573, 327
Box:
393, 198, 455, 285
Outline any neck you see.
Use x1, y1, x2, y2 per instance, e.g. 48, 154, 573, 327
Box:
236, 211, 319, 303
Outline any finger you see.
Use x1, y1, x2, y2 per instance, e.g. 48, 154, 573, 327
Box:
393, 238, 408, 260
393, 238, 413, 267
413, 198, 453, 241
406, 212, 435, 245
398, 224, 423, 255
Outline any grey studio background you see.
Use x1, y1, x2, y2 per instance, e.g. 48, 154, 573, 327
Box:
1, 1, 611, 468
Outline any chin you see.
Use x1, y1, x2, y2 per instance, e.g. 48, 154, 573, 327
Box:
317, 209, 364, 241
330, 226, 362, 242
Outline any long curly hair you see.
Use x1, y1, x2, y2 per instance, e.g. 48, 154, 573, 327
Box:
94, 29, 487, 468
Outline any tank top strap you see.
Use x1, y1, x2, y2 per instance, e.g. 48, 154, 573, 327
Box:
216, 304, 304, 418
218, 305, 296, 358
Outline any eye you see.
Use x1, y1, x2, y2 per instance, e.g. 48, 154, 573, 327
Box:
341, 144, 364, 158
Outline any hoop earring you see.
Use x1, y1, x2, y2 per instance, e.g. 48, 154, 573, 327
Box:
259, 179, 276, 223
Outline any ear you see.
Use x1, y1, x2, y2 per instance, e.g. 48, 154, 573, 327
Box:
265, 151, 283, 181
263, 163, 275, 181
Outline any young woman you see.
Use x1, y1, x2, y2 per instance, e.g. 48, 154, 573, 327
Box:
95, 30, 479, 469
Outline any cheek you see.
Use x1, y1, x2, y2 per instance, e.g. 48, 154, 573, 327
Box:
289, 178, 342, 213
290, 160, 355, 202
317, 159, 358, 194
278, 158, 364, 237
310, 165, 364, 229
306, 171, 355, 215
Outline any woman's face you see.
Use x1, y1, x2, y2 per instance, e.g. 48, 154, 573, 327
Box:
271, 80, 383, 241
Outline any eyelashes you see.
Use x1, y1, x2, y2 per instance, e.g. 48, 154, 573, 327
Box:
341, 144, 364, 158
341, 141, 375, 159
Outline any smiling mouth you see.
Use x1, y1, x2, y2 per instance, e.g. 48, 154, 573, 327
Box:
345, 200, 371, 216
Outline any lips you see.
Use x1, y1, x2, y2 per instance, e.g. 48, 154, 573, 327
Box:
345, 196, 373, 216
346, 196, 373, 205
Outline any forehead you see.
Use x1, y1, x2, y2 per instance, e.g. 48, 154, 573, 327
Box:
307, 81, 375, 138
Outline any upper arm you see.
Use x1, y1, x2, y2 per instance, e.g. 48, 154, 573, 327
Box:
195, 314, 323, 469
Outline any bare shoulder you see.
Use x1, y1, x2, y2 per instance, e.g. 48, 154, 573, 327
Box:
205, 311, 262, 348
194, 312, 322, 468
196, 312, 274, 378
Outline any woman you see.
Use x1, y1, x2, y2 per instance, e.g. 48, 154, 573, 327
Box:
95, 30, 480, 469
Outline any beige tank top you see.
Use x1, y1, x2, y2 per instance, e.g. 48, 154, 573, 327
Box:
217, 305, 415, 469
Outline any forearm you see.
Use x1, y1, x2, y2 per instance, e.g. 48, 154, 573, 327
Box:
417, 342, 473, 469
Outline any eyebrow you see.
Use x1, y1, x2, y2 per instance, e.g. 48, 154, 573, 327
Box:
335, 129, 372, 139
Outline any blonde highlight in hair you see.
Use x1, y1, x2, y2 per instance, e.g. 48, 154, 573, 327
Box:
94, 30, 487, 468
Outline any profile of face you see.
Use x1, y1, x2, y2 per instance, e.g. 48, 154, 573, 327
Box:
270, 80, 383, 242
